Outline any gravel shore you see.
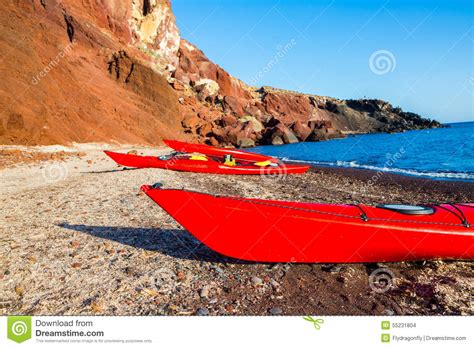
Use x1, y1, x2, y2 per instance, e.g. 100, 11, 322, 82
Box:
1, 145, 473, 315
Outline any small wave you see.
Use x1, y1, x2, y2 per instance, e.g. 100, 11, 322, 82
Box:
277, 158, 474, 181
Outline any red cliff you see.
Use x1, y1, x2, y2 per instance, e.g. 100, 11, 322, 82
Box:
0, 0, 440, 146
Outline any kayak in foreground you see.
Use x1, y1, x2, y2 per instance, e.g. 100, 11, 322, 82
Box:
141, 185, 474, 263
104, 151, 309, 175
164, 139, 278, 163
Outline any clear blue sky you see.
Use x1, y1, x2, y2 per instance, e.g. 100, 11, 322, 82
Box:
172, 0, 472, 123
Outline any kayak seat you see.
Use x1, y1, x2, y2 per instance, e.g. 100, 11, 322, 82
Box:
254, 160, 271, 167
189, 155, 208, 161
376, 204, 434, 215
223, 154, 236, 166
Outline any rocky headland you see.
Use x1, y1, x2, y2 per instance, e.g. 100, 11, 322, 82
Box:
0, 0, 441, 147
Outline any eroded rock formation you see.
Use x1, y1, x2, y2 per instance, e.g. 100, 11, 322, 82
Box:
0, 0, 441, 146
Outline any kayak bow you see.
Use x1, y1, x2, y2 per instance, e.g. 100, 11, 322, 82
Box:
141, 185, 474, 263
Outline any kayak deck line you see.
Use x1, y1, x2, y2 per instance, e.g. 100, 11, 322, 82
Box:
433, 203, 471, 228
140, 184, 472, 228
211, 204, 473, 236
170, 188, 472, 228
276, 215, 474, 237
140, 185, 474, 263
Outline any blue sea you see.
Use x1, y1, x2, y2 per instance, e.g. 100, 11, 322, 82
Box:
250, 122, 474, 181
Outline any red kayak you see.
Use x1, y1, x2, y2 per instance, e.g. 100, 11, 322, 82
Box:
141, 185, 474, 263
104, 151, 309, 175
164, 139, 278, 164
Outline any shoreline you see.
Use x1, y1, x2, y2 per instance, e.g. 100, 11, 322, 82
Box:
252, 121, 474, 184
307, 162, 474, 183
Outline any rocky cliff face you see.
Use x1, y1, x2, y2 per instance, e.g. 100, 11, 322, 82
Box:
0, 0, 440, 146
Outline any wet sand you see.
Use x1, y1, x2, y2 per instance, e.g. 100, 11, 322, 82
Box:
0, 145, 473, 315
